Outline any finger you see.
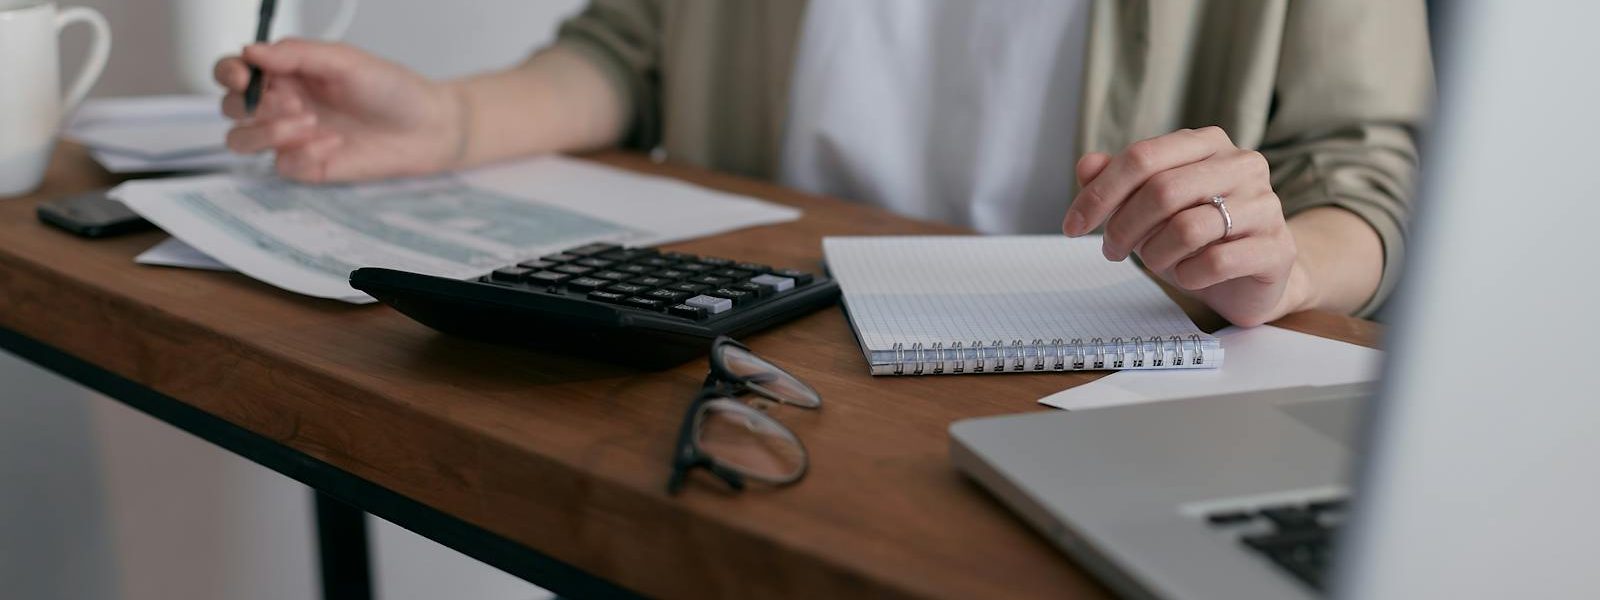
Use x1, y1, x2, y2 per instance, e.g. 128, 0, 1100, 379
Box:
243, 38, 365, 81
1137, 193, 1281, 273
221, 92, 246, 120
1063, 126, 1233, 237
1063, 153, 1114, 235
1076, 152, 1111, 186
1101, 149, 1269, 260
214, 56, 252, 92
223, 84, 306, 121
1171, 235, 1292, 292
225, 113, 319, 154
276, 133, 345, 183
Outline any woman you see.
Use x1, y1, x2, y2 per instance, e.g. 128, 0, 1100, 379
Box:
214, 0, 1432, 327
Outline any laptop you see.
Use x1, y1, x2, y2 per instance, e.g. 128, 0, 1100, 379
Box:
951, 3, 1600, 599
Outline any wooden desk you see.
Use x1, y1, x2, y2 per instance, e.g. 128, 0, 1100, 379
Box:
0, 144, 1380, 599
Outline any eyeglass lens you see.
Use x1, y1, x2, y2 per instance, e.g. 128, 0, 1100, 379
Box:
694, 399, 807, 484
718, 344, 822, 408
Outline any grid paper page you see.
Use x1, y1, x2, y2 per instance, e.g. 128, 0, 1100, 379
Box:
823, 236, 1210, 351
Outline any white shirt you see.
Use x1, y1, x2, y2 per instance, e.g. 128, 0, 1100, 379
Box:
779, 0, 1092, 234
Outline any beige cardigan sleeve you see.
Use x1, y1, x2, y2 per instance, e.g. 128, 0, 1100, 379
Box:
550, 0, 665, 151
1261, 0, 1434, 317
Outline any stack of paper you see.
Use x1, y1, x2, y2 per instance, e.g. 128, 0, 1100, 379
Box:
112, 155, 803, 303
64, 95, 254, 173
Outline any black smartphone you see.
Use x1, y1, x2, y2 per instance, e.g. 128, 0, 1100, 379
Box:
37, 189, 155, 238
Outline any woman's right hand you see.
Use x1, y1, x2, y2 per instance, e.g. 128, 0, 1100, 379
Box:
216, 39, 464, 183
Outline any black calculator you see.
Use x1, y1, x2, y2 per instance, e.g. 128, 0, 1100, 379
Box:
349, 242, 840, 368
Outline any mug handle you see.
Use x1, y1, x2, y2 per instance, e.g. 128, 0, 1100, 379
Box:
317, 0, 360, 41
55, 6, 111, 118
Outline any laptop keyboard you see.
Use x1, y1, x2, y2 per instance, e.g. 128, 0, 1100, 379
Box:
1205, 496, 1347, 592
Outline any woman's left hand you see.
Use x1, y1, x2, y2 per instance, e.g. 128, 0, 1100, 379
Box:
1062, 127, 1308, 327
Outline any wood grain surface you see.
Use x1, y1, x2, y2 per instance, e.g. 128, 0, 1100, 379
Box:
0, 144, 1381, 600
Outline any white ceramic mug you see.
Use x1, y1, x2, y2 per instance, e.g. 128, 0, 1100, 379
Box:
0, 1, 109, 197
172, 0, 360, 95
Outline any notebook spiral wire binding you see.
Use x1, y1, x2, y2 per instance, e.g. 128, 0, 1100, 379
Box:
879, 334, 1211, 375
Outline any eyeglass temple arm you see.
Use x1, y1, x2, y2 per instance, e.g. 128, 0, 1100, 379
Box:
667, 456, 746, 494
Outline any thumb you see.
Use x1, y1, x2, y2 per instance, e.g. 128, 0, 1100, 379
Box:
243, 38, 364, 81
1075, 152, 1112, 186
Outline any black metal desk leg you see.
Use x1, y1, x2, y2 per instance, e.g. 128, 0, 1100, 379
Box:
314, 491, 374, 600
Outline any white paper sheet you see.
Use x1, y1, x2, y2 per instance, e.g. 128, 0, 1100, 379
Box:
70, 118, 230, 159
65, 95, 220, 128
64, 95, 254, 173
136, 237, 234, 272
1038, 325, 1382, 410
110, 155, 803, 303
89, 148, 254, 174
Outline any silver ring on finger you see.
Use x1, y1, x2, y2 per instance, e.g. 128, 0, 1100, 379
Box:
1209, 194, 1233, 239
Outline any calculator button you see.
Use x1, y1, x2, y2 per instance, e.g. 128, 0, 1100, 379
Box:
616, 264, 654, 275
564, 277, 609, 292
711, 268, 753, 280
686, 295, 734, 315
573, 257, 614, 268
490, 267, 532, 282
606, 282, 654, 295
600, 249, 658, 261
587, 290, 630, 304
631, 276, 672, 287
645, 289, 692, 303
621, 296, 668, 312
689, 275, 732, 286
591, 270, 633, 281
676, 263, 715, 273
653, 269, 691, 280
517, 260, 557, 270
735, 262, 772, 274
709, 288, 755, 306
553, 264, 593, 275
667, 282, 711, 293
527, 271, 572, 285
564, 242, 620, 256
749, 274, 796, 293
667, 303, 708, 320
730, 282, 770, 298
697, 256, 734, 267
772, 269, 814, 286
540, 253, 580, 263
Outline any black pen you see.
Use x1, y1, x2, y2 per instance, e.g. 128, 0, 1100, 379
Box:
243, 0, 278, 116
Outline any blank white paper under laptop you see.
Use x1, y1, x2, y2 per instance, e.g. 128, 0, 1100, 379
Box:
1038, 324, 1382, 410
822, 236, 1221, 376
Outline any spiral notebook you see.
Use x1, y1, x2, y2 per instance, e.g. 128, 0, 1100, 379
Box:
822, 236, 1223, 376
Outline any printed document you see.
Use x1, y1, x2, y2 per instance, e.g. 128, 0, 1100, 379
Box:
111, 156, 802, 303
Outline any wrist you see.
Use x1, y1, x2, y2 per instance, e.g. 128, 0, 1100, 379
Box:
432, 80, 472, 171
1279, 256, 1323, 316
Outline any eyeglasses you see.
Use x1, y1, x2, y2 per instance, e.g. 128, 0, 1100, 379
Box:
667, 337, 821, 494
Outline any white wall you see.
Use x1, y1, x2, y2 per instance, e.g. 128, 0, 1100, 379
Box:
6, 0, 586, 598
65, 0, 586, 96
